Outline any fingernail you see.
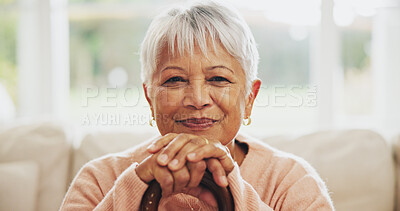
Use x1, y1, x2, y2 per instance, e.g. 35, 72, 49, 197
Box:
220, 176, 227, 186
158, 154, 168, 164
170, 159, 179, 166
187, 153, 196, 160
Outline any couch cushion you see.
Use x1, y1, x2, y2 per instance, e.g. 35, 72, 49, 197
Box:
72, 129, 395, 211
0, 161, 39, 211
0, 123, 70, 211
263, 130, 395, 211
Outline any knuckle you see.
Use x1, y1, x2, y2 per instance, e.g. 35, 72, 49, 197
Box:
167, 132, 177, 137
162, 176, 173, 186
195, 137, 206, 145
150, 155, 158, 164
161, 147, 171, 155
176, 172, 190, 183
194, 161, 207, 171
177, 133, 189, 139
216, 144, 226, 152
193, 149, 203, 157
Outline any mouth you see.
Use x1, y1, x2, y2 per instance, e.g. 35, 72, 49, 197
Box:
176, 118, 218, 130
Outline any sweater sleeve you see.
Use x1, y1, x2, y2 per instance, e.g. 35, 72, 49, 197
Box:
59, 161, 149, 211
227, 161, 334, 211
227, 162, 274, 211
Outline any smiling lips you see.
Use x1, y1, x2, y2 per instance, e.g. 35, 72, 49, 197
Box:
177, 118, 217, 130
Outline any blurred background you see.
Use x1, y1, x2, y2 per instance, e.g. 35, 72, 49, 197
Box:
0, 0, 399, 137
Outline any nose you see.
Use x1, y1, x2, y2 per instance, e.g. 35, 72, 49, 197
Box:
183, 80, 212, 110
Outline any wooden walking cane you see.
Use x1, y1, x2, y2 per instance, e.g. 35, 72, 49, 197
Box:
140, 169, 234, 211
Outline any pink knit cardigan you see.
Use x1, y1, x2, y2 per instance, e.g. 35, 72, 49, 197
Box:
60, 134, 334, 210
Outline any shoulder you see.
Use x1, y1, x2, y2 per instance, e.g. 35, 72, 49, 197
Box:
239, 133, 320, 175
237, 134, 333, 208
83, 137, 154, 174
237, 134, 330, 195
72, 137, 155, 190
63, 137, 157, 207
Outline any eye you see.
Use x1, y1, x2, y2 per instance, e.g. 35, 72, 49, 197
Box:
209, 76, 231, 83
163, 76, 186, 85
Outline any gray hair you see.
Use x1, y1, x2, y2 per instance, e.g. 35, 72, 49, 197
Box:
140, 0, 259, 92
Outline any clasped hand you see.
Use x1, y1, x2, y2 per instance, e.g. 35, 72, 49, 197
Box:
135, 133, 235, 206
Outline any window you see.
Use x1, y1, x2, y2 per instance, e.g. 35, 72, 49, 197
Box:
69, 1, 156, 128
334, 0, 378, 128
0, 0, 18, 105
238, 1, 320, 135
340, 19, 373, 116
0, 0, 18, 122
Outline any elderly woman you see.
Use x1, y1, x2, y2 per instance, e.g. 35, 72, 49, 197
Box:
61, 1, 334, 210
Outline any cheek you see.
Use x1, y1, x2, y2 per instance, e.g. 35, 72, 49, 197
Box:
154, 88, 184, 108
212, 87, 246, 116
152, 88, 183, 124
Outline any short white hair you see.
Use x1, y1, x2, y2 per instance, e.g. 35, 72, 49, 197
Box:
140, 0, 259, 91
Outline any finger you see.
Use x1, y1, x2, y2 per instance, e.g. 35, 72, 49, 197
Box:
136, 151, 163, 184
157, 134, 197, 166
187, 144, 235, 174
153, 166, 174, 197
206, 158, 228, 187
135, 155, 155, 183
167, 136, 206, 171
171, 166, 190, 193
147, 133, 178, 153
186, 161, 207, 188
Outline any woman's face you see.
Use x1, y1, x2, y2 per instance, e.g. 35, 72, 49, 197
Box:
144, 43, 260, 145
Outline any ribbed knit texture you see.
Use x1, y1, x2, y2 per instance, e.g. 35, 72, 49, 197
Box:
60, 134, 334, 210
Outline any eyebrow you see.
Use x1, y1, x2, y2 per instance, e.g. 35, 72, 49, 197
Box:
161, 65, 234, 73
161, 66, 185, 72
206, 65, 234, 73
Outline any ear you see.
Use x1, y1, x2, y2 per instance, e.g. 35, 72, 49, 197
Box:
244, 79, 261, 118
143, 83, 155, 118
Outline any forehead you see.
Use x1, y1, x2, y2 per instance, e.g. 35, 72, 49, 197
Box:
157, 41, 236, 67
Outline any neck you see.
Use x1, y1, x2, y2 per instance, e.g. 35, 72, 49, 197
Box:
225, 138, 244, 165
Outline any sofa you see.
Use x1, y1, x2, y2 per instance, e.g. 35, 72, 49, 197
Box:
0, 122, 399, 211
